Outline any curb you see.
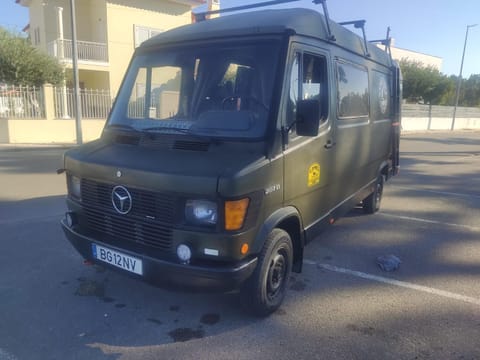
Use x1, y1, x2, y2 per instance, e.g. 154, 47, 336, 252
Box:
0, 144, 74, 152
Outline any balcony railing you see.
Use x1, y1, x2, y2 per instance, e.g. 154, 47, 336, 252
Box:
48, 39, 108, 63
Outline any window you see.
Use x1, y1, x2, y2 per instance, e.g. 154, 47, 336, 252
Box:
33, 27, 41, 46
127, 66, 181, 119
134, 25, 163, 48
336, 61, 369, 118
108, 40, 282, 140
371, 71, 391, 120
287, 52, 328, 135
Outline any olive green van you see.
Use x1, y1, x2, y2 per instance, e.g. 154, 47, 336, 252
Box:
61, 2, 401, 316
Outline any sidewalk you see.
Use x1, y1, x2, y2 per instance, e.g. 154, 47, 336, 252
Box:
0, 143, 74, 152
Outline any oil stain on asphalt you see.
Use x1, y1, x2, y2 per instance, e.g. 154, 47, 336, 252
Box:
168, 327, 205, 342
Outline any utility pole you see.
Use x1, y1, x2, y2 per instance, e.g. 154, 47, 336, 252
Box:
69, 0, 83, 144
451, 24, 477, 131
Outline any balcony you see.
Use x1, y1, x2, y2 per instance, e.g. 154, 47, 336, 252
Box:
48, 39, 108, 64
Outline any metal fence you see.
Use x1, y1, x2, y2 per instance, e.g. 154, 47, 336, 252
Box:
54, 87, 113, 119
0, 85, 45, 119
403, 104, 480, 118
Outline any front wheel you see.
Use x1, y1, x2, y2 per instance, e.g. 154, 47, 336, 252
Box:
240, 228, 293, 317
363, 174, 384, 214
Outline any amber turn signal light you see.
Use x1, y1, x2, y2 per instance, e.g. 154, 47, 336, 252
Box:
224, 198, 250, 231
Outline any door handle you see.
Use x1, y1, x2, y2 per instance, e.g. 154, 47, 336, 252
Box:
324, 140, 335, 149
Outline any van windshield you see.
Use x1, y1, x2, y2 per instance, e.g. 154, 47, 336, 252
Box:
108, 40, 282, 140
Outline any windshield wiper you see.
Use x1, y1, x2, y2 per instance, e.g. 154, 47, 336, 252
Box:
142, 126, 193, 134
142, 126, 219, 142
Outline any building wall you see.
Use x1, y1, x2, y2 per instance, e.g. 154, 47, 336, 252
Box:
77, 70, 110, 90
27, 0, 46, 49
390, 46, 443, 71
42, 0, 65, 44
105, 0, 193, 94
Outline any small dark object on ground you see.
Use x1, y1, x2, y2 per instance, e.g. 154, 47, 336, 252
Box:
376, 255, 402, 272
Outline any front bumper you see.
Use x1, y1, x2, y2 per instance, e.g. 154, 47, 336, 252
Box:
61, 219, 258, 292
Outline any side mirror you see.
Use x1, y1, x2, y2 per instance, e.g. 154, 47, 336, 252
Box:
296, 99, 320, 136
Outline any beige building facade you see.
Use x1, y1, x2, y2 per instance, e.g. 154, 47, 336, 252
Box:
17, 0, 206, 95
377, 40, 443, 71
390, 46, 443, 71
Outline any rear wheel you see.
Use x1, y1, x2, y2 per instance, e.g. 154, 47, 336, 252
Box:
240, 228, 293, 317
363, 174, 384, 214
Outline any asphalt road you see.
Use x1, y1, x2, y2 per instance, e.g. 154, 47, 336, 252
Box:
1, 131, 479, 360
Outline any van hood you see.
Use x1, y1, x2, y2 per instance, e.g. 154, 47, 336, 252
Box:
64, 138, 265, 196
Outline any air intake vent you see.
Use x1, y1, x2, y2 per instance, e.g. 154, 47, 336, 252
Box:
115, 134, 140, 145
173, 140, 210, 152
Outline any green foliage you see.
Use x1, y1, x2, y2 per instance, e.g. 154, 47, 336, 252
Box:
461, 74, 480, 107
0, 27, 64, 86
400, 59, 480, 107
399, 59, 454, 105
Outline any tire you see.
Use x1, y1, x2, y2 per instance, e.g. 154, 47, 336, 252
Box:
363, 174, 384, 214
240, 228, 293, 317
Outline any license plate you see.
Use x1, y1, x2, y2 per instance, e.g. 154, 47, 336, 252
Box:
92, 244, 143, 275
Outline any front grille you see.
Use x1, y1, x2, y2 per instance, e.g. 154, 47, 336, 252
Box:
80, 179, 176, 251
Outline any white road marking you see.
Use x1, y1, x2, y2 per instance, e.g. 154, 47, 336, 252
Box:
303, 260, 480, 306
378, 212, 480, 232
390, 185, 480, 200
0, 214, 63, 226
0, 349, 18, 360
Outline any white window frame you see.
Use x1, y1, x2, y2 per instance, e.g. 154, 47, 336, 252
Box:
134, 25, 163, 48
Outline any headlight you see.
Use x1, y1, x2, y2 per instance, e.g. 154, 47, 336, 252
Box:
68, 175, 81, 200
185, 200, 217, 226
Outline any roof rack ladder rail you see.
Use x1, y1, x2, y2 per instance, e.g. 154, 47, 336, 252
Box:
370, 27, 393, 61
313, 0, 336, 41
384, 27, 392, 56
338, 20, 370, 57
194, 0, 301, 22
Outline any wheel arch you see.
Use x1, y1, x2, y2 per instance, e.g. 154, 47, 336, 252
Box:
254, 206, 304, 273
379, 160, 390, 180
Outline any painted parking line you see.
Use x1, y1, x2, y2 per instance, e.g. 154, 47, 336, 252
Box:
389, 185, 480, 200
0, 214, 63, 226
378, 212, 480, 232
0, 348, 18, 360
303, 260, 480, 306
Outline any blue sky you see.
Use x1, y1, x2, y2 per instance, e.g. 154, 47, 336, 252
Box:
2, 0, 479, 77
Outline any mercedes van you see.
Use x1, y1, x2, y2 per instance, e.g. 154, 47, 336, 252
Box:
61, 2, 401, 316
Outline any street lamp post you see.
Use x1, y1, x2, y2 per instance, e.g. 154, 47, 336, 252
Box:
451, 23, 477, 131
69, 0, 83, 144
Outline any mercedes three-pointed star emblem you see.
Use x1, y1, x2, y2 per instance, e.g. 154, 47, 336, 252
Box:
111, 185, 132, 214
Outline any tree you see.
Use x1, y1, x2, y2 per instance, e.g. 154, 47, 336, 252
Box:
399, 59, 454, 105
0, 27, 64, 86
461, 74, 480, 107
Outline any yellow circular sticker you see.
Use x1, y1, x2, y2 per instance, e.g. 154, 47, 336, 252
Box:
308, 163, 321, 187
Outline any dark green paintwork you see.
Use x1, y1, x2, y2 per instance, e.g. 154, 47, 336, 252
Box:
62, 7, 400, 287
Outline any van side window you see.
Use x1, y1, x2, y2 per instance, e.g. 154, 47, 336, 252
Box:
336, 62, 369, 119
371, 70, 391, 120
287, 52, 328, 136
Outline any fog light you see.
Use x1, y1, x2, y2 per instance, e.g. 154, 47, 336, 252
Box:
65, 212, 77, 227
177, 244, 192, 263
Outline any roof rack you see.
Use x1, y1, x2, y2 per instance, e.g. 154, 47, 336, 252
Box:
339, 20, 370, 57
312, 0, 335, 41
194, 0, 336, 41
370, 27, 392, 58
194, 0, 301, 21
